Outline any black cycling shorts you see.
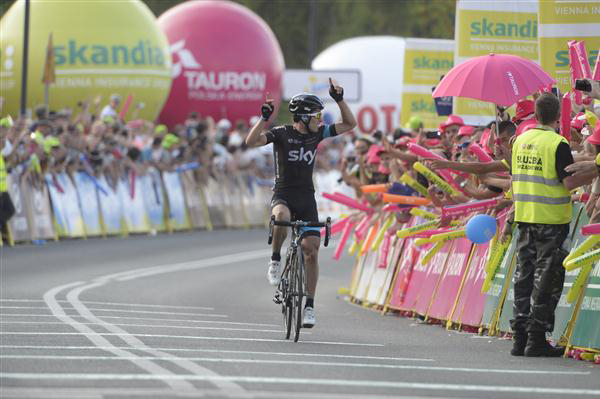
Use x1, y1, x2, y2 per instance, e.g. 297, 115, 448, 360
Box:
270, 190, 320, 238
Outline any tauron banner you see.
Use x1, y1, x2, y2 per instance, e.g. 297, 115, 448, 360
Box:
454, 0, 539, 125
401, 38, 454, 130
538, 0, 600, 94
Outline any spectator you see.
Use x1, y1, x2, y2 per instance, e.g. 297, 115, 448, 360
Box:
100, 94, 121, 120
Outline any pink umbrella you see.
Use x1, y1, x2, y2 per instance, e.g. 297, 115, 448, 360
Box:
432, 54, 556, 107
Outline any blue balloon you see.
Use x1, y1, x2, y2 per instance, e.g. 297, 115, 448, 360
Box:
466, 214, 497, 244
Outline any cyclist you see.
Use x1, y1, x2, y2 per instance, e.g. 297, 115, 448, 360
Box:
245, 79, 357, 328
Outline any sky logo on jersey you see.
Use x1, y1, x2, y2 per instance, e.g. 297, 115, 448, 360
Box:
288, 148, 316, 165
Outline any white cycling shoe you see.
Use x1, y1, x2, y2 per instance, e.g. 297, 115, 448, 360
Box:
302, 307, 316, 328
267, 260, 282, 286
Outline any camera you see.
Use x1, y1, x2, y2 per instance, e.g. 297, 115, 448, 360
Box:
426, 131, 441, 139
575, 79, 592, 92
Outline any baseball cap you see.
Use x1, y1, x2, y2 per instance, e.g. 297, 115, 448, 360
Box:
406, 116, 423, 131
587, 122, 600, 145
440, 115, 464, 132
457, 125, 475, 137
513, 99, 535, 122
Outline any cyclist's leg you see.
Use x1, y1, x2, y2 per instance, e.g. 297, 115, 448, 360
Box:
301, 234, 320, 299
270, 193, 291, 259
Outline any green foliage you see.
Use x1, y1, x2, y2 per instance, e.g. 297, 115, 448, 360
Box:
2, 0, 456, 68
143, 0, 455, 68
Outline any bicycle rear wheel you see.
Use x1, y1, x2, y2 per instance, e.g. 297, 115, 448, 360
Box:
293, 251, 305, 342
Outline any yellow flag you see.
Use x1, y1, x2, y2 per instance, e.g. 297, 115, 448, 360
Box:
41, 33, 55, 84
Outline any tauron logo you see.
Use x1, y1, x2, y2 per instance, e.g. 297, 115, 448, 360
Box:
170, 40, 201, 78
507, 71, 519, 95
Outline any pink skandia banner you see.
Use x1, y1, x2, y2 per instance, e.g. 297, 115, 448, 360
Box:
427, 238, 474, 321
414, 241, 453, 316
452, 242, 491, 327
388, 217, 420, 310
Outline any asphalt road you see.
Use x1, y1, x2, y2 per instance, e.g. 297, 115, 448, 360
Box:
1, 229, 598, 399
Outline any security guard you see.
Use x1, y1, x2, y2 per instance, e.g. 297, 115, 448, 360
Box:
509, 93, 585, 357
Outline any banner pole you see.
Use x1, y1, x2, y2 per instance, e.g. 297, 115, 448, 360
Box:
19, 0, 31, 116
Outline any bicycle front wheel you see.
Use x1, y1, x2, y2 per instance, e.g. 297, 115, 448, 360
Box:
281, 265, 293, 340
293, 251, 305, 343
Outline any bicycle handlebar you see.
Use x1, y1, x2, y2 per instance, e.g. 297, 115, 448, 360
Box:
268, 216, 332, 247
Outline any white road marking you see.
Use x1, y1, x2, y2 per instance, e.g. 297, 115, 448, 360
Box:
0, 299, 214, 311
0, 387, 455, 399
1, 373, 599, 396
43, 283, 199, 394
0, 354, 589, 375
0, 306, 228, 318
0, 332, 379, 346
0, 345, 432, 362
0, 321, 283, 333
0, 314, 278, 327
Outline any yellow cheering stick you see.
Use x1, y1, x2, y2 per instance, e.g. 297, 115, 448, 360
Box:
410, 208, 438, 220
481, 239, 510, 293
421, 241, 445, 265
564, 247, 600, 271
400, 173, 429, 197
396, 220, 439, 239
564, 235, 600, 267
372, 215, 395, 251
566, 262, 594, 303
415, 237, 432, 246
413, 162, 461, 197
429, 229, 466, 243
348, 238, 359, 256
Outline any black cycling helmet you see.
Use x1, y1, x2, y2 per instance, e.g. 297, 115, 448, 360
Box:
288, 93, 324, 115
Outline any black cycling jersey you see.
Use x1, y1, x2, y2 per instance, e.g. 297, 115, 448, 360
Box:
265, 124, 337, 192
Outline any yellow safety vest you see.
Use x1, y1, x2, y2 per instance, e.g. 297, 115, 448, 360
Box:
0, 155, 6, 193
511, 128, 571, 225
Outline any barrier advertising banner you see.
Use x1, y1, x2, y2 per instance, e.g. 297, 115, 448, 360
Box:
538, 0, 600, 94
7, 173, 30, 242
453, 242, 491, 327
401, 38, 454, 130
454, 0, 539, 124
570, 259, 600, 350
118, 177, 150, 234
414, 241, 453, 317
98, 177, 124, 235
73, 172, 102, 236
427, 238, 474, 321
21, 178, 55, 241
180, 170, 207, 230
162, 171, 190, 230
140, 172, 166, 232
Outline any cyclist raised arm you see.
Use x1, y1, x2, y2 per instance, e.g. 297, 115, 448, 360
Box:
246, 78, 356, 329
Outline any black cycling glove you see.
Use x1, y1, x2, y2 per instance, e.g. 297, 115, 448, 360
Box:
329, 84, 344, 102
261, 102, 274, 121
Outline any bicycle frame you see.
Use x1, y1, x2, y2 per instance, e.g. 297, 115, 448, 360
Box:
268, 216, 331, 341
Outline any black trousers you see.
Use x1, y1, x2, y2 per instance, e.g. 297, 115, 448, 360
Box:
510, 222, 569, 334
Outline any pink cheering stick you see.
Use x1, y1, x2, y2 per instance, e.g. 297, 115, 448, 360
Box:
321, 216, 349, 236
594, 52, 600, 80
561, 92, 572, 141
130, 169, 136, 199
334, 221, 355, 260
322, 192, 372, 213
354, 214, 372, 241
442, 198, 499, 219
333, 192, 375, 213
383, 204, 402, 212
568, 41, 584, 105
377, 232, 393, 268
119, 94, 133, 121
581, 224, 600, 236
574, 41, 592, 79
468, 143, 493, 163
408, 143, 468, 179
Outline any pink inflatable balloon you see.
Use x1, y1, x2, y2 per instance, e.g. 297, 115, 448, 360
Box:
158, 1, 284, 127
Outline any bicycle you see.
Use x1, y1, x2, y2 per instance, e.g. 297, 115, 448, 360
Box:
268, 216, 331, 342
